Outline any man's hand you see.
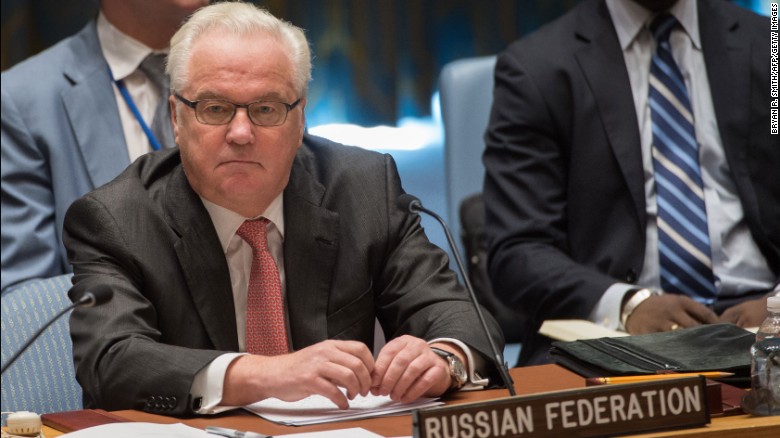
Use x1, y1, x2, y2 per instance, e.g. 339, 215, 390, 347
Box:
625, 294, 717, 334
370, 335, 454, 403
221, 339, 374, 409
718, 297, 768, 328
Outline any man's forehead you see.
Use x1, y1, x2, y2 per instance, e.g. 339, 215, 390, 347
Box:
185, 35, 291, 73
192, 27, 276, 47
187, 31, 286, 68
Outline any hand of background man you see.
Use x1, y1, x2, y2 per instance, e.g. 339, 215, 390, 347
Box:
718, 297, 769, 328
625, 293, 718, 334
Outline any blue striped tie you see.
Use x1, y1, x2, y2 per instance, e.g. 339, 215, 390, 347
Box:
649, 14, 716, 302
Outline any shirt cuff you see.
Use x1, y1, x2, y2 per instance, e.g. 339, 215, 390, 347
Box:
427, 337, 489, 390
190, 352, 246, 414
588, 283, 636, 331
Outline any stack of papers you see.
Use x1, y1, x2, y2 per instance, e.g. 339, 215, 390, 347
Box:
62, 422, 211, 437
61, 422, 387, 437
244, 392, 442, 426
539, 319, 759, 342
539, 319, 628, 342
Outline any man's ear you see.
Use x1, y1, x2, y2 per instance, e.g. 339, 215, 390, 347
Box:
169, 95, 179, 144
298, 97, 307, 140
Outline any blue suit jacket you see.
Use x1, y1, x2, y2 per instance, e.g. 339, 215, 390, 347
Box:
1, 20, 132, 291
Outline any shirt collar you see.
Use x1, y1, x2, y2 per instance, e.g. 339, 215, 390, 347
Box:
606, 0, 700, 50
201, 194, 286, 254
96, 11, 166, 81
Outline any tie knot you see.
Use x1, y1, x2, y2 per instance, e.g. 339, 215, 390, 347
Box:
650, 13, 678, 45
237, 218, 271, 250
139, 53, 169, 90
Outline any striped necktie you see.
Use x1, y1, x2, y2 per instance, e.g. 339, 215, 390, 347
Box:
236, 218, 289, 355
138, 53, 175, 150
649, 13, 716, 302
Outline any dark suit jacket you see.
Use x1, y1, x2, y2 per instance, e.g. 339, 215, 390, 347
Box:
64, 134, 503, 415
483, 0, 780, 365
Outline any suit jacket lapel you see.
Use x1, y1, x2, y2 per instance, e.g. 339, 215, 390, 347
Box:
283, 154, 340, 351
574, 1, 646, 229
164, 165, 239, 351
698, 0, 759, 217
62, 21, 129, 188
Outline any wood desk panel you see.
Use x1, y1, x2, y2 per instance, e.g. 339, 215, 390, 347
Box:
43, 365, 779, 437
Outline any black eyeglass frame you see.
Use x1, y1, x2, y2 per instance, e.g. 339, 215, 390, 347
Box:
174, 93, 302, 126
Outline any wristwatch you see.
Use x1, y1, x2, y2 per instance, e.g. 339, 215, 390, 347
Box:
431, 347, 467, 392
620, 288, 660, 328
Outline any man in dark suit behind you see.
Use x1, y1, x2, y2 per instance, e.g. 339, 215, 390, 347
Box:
484, 0, 779, 366
64, 2, 503, 415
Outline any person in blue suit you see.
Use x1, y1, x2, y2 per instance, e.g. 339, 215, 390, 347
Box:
1, 0, 207, 292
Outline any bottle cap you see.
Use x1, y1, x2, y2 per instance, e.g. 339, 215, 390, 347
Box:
768, 296, 780, 313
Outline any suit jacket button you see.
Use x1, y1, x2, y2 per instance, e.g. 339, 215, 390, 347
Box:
625, 269, 637, 283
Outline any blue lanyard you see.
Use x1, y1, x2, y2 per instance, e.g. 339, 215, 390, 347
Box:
110, 68, 163, 151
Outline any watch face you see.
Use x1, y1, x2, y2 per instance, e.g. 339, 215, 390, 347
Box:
449, 356, 467, 387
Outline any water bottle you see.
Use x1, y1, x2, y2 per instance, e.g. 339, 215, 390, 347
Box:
743, 296, 780, 416
756, 296, 780, 341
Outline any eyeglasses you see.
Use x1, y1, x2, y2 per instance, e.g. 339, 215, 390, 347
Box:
174, 93, 301, 126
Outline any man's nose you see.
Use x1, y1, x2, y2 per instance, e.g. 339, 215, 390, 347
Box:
225, 108, 255, 144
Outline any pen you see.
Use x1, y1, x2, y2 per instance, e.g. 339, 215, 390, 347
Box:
205, 425, 272, 438
585, 371, 734, 386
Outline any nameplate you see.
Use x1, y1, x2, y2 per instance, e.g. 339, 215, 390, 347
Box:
413, 376, 709, 438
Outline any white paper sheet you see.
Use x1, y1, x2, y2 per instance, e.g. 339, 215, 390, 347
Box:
244, 392, 443, 426
61, 422, 210, 437
280, 427, 385, 437
60, 422, 385, 438
539, 319, 628, 342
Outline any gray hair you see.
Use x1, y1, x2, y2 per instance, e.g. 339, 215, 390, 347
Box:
167, 1, 312, 96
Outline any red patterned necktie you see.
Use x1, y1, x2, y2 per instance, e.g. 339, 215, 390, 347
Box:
236, 218, 289, 355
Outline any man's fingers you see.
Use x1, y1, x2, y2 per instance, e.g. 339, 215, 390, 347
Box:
399, 367, 444, 403
335, 340, 376, 370
372, 335, 435, 397
318, 341, 374, 398
312, 377, 350, 410
374, 349, 411, 396
686, 302, 718, 324
316, 361, 364, 400
371, 336, 408, 389
388, 355, 432, 401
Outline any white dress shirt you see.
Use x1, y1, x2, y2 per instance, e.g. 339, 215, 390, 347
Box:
189, 195, 486, 414
590, 0, 774, 330
97, 11, 166, 162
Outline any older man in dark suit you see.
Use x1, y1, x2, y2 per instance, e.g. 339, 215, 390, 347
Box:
484, 0, 779, 366
64, 2, 502, 416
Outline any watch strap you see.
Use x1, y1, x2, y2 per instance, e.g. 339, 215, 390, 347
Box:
620, 288, 660, 328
